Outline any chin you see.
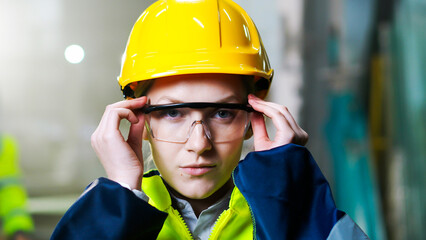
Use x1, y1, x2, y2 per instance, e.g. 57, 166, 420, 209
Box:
175, 180, 218, 199
183, 192, 212, 200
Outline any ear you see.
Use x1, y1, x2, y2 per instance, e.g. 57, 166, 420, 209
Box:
244, 125, 253, 140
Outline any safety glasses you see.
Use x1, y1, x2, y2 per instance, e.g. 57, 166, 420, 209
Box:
143, 102, 253, 143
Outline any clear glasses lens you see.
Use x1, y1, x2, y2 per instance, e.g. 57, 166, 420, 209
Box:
145, 107, 250, 143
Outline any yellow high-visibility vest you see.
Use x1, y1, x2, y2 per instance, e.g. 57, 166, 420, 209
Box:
142, 171, 254, 240
0, 135, 33, 237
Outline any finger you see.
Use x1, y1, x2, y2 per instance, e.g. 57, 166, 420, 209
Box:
249, 95, 309, 145
260, 102, 308, 145
279, 108, 308, 145
93, 108, 140, 145
92, 110, 136, 150
107, 108, 140, 130
269, 103, 301, 132
97, 97, 147, 131
92, 109, 132, 147
107, 96, 147, 111
250, 112, 270, 144
248, 97, 293, 135
127, 110, 145, 161
249, 95, 300, 131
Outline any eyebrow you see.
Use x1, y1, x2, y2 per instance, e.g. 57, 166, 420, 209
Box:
143, 102, 254, 114
153, 95, 244, 104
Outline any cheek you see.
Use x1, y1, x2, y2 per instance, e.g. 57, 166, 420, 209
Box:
149, 141, 180, 173
215, 140, 244, 169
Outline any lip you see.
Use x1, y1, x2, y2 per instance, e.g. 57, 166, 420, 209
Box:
180, 164, 216, 176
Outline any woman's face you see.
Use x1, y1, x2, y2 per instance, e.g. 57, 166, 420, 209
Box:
146, 74, 247, 199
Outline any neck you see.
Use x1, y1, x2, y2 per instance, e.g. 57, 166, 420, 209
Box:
167, 179, 234, 217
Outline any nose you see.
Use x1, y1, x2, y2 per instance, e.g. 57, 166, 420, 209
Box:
185, 121, 212, 155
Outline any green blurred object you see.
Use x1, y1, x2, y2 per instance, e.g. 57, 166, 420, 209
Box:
323, 1, 387, 239
0, 135, 34, 238
304, 0, 425, 238
325, 93, 386, 240
389, 0, 426, 238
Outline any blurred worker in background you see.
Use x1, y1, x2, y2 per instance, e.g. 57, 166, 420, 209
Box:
0, 135, 33, 240
51, 0, 368, 239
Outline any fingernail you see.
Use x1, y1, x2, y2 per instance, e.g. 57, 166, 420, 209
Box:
249, 95, 260, 102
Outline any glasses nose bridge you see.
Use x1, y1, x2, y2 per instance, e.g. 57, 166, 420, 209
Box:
188, 120, 212, 140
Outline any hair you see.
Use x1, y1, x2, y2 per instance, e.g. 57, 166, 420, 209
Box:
242, 75, 255, 100
134, 79, 155, 98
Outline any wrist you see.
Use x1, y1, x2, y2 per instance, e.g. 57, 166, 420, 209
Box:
108, 172, 143, 190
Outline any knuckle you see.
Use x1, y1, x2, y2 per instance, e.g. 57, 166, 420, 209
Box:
91, 134, 102, 149
100, 133, 116, 142
90, 133, 97, 143
299, 129, 308, 137
105, 104, 114, 111
91, 130, 100, 142
271, 108, 281, 116
109, 108, 129, 118
108, 107, 119, 114
286, 131, 296, 140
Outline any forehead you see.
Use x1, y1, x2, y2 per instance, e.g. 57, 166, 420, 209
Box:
147, 74, 246, 104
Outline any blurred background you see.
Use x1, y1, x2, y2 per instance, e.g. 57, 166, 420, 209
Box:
0, 0, 424, 239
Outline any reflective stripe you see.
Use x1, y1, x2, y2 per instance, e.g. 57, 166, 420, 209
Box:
327, 214, 370, 240
0, 176, 21, 190
2, 208, 34, 235
4, 208, 30, 222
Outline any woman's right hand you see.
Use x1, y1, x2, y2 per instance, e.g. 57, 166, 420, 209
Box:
91, 97, 147, 190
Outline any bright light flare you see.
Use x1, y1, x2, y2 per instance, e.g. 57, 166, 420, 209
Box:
64, 45, 85, 64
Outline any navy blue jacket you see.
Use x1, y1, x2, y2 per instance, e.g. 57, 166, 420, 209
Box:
51, 144, 355, 239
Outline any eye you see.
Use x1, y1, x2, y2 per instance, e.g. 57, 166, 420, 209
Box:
214, 110, 234, 119
166, 109, 180, 118
155, 109, 184, 120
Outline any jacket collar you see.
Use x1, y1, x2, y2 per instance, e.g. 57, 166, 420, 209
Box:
142, 170, 248, 213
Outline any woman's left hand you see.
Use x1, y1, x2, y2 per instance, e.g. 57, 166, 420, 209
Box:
248, 94, 308, 151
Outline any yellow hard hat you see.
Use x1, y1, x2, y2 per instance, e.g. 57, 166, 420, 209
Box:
118, 0, 274, 99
